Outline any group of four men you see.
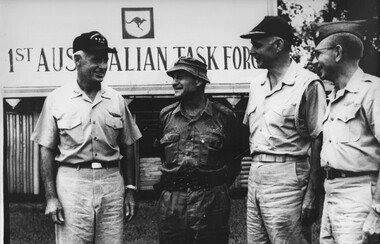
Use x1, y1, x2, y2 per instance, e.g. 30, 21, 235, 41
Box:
32, 15, 380, 244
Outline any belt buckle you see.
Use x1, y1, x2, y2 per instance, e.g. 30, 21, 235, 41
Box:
91, 162, 102, 169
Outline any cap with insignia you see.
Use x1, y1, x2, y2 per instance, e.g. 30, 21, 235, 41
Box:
312, 20, 366, 46
240, 16, 295, 45
73, 31, 117, 53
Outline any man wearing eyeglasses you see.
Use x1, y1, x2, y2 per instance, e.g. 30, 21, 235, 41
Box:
156, 56, 247, 244
240, 16, 327, 243
313, 21, 380, 244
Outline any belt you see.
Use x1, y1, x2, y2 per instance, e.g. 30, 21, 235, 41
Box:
252, 153, 307, 162
161, 172, 227, 191
60, 161, 119, 169
324, 167, 378, 180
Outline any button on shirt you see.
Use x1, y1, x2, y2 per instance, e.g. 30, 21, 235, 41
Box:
243, 61, 326, 156
321, 68, 380, 172
159, 99, 243, 176
31, 82, 142, 163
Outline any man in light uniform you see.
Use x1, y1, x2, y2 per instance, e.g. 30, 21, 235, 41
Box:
32, 31, 142, 243
241, 16, 327, 243
313, 20, 380, 243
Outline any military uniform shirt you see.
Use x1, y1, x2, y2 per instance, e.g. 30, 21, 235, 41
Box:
31, 82, 142, 163
159, 98, 243, 176
321, 68, 380, 172
243, 61, 326, 156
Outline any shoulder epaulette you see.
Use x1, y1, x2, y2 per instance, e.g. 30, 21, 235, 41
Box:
160, 101, 180, 118
363, 73, 380, 83
212, 101, 235, 117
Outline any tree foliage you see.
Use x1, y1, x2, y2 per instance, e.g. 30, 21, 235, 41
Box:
278, 0, 379, 75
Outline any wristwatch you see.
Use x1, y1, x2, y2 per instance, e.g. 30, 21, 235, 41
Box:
371, 202, 380, 215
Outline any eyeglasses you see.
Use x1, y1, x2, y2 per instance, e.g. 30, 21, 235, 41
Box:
313, 46, 336, 59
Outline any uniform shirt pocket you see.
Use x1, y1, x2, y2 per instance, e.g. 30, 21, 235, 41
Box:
57, 117, 84, 148
105, 116, 124, 146
199, 133, 225, 168
335, 104, 361, 143
160, 133, 180, 165
105, 116, 123, 129
271, 104, 296, 130
273, 104, 296, 117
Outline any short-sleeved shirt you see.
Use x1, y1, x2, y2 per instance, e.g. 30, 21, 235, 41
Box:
159, 98, 244, 176
31, 82, 142, 164
243, 61, 326, 156
321, 68, 380, 172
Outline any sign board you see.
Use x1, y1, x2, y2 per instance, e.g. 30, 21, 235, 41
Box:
1, 1, 277, 241
0, 0, 275, 98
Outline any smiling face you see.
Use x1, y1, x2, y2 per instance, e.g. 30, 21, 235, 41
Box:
171, 70, 201, 99
315, 38, 337, 81
249, 36, 280, 69
76, 51, 109, 84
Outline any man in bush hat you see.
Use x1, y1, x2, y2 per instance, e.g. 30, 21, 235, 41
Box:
156, 56, 247, 243
313, 20, 380, 243
240, 16, 327, 243
32, 31, 142, 243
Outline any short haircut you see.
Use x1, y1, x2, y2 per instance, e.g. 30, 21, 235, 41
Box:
328, 33, 364, 60
272, 36, 291, 52
73, 50, 86, 59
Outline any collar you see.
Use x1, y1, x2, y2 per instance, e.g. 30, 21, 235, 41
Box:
260, 60, 297, 87
328, 67, 364, 102
173, 97, 213, 117
70, 81, 111, 99
342, 67, 364, 94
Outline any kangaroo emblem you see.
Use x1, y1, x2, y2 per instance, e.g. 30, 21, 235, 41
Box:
126, 17, 146, 30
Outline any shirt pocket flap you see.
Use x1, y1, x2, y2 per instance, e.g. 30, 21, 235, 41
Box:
273, 104, 296, 117
336, 104, 360, 123
201, 135, 224, 149
160, 133, 180, 144
105, 117, 123, 129
57, 118, 81, 130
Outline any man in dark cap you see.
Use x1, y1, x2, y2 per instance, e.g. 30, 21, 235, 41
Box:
313, 20, 380, 243
240, 16, 327, 243
156, 56, 247, 243
31, 31, 142, 243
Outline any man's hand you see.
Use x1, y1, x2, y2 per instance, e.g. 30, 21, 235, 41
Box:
363, 210, 380, 244
301, 188, 319, 226
45, 197, 64, 225
125, 189, 137, 222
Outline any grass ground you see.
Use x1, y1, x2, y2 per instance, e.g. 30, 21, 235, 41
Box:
8, 194, 321, 244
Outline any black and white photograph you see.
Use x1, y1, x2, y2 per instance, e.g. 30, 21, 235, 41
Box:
1, 0, 379, 243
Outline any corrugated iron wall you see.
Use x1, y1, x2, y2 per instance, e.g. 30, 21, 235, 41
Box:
6, 112, 39, 195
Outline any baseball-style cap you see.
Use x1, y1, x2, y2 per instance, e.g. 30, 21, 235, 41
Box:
73, 31, 117, 53
167, 56, 210, 83
312, 20, 365, 46
240, 16, 295, 45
